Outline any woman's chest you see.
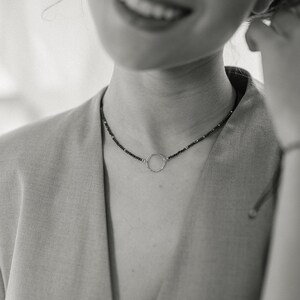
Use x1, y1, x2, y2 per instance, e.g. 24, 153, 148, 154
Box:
103, 147, 212, 300
109, 193, 186, 300
102, 129, 276, 300
106, 176, 204, 300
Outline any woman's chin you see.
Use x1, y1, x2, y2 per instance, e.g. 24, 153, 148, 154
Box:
112, 57, 188, 72
113, 60, 167, 71
105, 49, 173, 71
102, 44, 203, 72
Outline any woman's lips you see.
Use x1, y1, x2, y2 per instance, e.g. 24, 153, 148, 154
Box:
113, 0, 193, 32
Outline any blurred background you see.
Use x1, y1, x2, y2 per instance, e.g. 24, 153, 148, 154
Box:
0, 0, 263, 135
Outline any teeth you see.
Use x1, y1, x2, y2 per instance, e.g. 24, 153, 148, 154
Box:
119, 0, 184, 21
137, 2, 153, 17
163, 8, 178, 20
152, 5, 166, 19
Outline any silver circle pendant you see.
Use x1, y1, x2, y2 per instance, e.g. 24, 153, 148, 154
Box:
145, 154, 168, 173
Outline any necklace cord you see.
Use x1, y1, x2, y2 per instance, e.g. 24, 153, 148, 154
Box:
100, 87, 240, 169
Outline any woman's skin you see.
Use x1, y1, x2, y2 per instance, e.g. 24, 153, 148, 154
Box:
88, 0, 272, 156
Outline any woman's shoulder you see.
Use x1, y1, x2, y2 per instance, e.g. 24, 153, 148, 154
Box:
228, 66, 278, 139
0, 90, 104, 275
0, 90, 103, 244
0, 90, 102, 166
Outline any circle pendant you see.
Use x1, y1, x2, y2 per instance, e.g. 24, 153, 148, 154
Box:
145, 154, 168, 173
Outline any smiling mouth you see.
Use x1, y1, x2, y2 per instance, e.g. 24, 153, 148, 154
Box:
116, 0, 192, 24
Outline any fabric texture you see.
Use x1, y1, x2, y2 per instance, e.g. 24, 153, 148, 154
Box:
0, 66, 282, 300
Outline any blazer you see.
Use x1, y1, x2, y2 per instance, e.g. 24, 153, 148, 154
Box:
0, 67, 282, 300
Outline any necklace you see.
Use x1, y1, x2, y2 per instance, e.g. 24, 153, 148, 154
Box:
100, 88, 238, 173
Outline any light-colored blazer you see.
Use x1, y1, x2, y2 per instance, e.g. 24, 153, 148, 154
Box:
0, 67, 282, 300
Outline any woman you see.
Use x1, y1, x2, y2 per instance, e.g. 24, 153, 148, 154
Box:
0, 0, 300, 299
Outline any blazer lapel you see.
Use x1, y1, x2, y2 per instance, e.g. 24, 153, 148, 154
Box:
5, 88, 114, 300
157, 71, 282, 300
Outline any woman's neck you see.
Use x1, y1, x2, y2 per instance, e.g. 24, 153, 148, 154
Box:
102, 51, 236, 155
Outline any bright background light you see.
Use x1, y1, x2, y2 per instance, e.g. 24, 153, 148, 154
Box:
0, 0, 263, 135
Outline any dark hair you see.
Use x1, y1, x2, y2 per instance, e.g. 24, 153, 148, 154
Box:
249, 0, 300, 20
42, 0, 63, 20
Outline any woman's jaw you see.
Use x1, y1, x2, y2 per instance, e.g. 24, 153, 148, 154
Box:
88, 0, 259, 71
